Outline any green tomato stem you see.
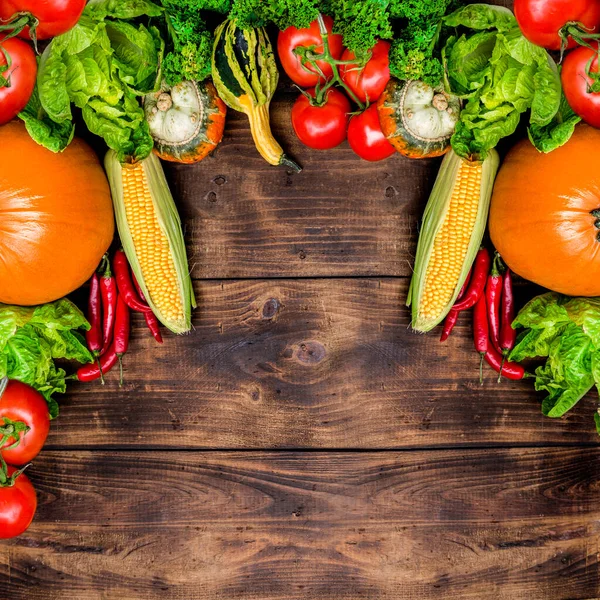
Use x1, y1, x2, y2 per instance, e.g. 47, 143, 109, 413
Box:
295, 13, 366, 110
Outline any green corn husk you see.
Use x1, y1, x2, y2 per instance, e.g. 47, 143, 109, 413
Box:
408, 148, 500, 333
104, 150, 196, 334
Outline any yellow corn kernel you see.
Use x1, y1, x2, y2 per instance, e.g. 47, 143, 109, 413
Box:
120, 162, 184, 324
419, 161, 482, 321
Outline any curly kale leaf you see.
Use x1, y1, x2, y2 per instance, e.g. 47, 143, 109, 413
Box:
228, 0, 320, 30
320, 0, 392, 54
161, 0, 231, 84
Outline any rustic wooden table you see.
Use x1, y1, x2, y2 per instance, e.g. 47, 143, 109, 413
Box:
2, 2, 600, 597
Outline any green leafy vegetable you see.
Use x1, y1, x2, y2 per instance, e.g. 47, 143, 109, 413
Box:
0, 300, 93, 419
161, 0, 231, 85
27, 0, 164, 162
528, 84, 581, 153
18, 83, 75, 152
229, 0, 318, 30
443, 3, 563, 160
510, 293, 600, 434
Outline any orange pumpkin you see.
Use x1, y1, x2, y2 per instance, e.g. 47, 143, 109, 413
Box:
0, 121, 114, 305
490, 125, 600, 296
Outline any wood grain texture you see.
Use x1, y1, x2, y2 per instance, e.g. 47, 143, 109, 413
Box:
1, 449, 598, 600
166, 101, 434, 279
50, 278, 598, 449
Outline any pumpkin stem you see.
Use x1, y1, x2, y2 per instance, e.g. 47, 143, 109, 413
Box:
156, 92, 173, 112
432, 93, 449, 112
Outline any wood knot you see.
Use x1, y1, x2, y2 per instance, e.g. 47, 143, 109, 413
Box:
262, 298, 280, 319
295, 341, 326, 365
206, 191, 217, 202
385, 186, 397, 198
212, 175, 227, 186
298, 250, 306, 260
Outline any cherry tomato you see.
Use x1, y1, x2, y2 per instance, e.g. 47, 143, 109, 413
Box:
514, 0, 600, 50
0, 467, 36, 539
278, 16, 344, 88
0, 380, 50, 465
0, 37, 36, 125
562, 42, 600, 127
347, 105, 395, 162
0, 0, 86, 40
291, 87, 351, 150
340, 39, 390, 104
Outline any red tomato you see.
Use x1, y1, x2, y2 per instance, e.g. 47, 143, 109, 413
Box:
340, 39, 390, 104
0, 0, 86, 40
277, 16, 344, 87
0, 37, 36, 125
0, 380, 50, 465
0, 467, 36, 539
347, 105, 395, 162
562, 43, 600, 127
291, 87, 351, 150
514, 0, 600, 50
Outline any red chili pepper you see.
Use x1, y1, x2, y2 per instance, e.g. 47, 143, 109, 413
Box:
77, 343, 118, 382
440, 268, 472, 342
452, 248, 491, 312
85, 270, 104, 384
473, 294, 489, 384
499, 268, 516, 354
114, 294, 131, 386
486, 253, 504, 354
113, 250, 152, 313
485, 345, 526, 381
497, 267, 517, 382
133, 275, 163, 345
99, 258, 118, 356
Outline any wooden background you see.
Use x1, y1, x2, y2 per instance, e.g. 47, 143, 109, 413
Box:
2, 1, 600, 597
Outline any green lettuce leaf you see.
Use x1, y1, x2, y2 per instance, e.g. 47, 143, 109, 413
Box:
443, 4, 561, 159
528, 87, 581, 153
31, 2, 161, 160
85, 0, 163, 20
0, 299, 92, 419
511, 293, 600, 434
444, 3, 516, 31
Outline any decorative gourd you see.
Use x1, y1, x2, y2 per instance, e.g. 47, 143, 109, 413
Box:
212, 20, 300, 171
490, 124, 600, 297
377, 79, 461, 159
144, 80, 227, 164
0, 121, 114, 306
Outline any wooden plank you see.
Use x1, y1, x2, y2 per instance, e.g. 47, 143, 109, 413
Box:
1, 449, 598, 600
50, 279, 598, 449
167, 100, 435, 279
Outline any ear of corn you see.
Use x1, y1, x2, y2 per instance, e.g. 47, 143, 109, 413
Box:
408, 148, 500, 332
105, 150, 196, 334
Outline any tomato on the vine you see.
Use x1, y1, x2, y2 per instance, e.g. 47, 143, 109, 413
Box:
0, 0, 86, 40
0, 467, 36, 539
0, 37, 36, 125
514, 0, 600, 50
562, 42, 600, 127
291, 87, 351, 150
0, 380, 50, 465
347, 105, 395, 162
340, 39, 390, 104
278, 16, 344, 88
